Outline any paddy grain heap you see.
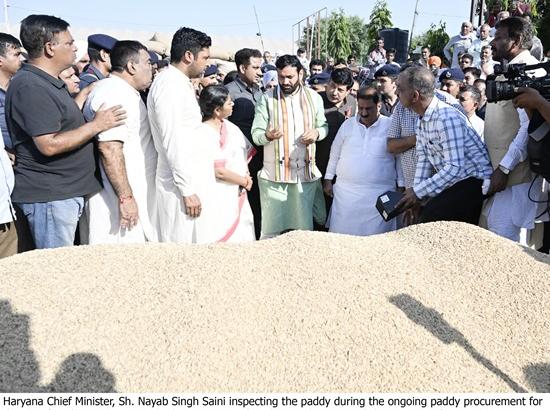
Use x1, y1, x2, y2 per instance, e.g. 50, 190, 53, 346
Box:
0, 221, 548, 392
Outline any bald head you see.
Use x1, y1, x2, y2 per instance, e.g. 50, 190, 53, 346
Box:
398, 66, 435, 100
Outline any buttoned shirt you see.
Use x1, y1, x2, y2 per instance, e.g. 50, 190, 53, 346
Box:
413, 97, 493, 199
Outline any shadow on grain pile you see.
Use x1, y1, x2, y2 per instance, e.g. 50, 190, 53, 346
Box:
0, 300, 115, 392
389, 294, 527, 392
523, 363, 550, 393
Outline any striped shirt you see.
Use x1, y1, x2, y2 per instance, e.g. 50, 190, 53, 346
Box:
413, 96, 492, 199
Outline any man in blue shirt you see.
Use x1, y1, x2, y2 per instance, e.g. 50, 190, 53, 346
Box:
0, 33, 23, 150
79, 33, 117, 89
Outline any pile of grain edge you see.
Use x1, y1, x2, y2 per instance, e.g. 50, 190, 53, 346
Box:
0, 221, 548, 393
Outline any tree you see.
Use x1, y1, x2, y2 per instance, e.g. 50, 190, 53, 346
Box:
348, 15, 369, 62
326, 10, 352, 61
411, 21, 450, 61
298, 9, 367, 63
366, 0, 393, 51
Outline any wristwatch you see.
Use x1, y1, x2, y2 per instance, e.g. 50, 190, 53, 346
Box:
498, 164, 510, 175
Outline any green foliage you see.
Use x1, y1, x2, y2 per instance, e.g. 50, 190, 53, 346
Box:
366, 0, 393, 50
326, 10, 352, 61
347, 15, 369, 61
298, 9, 367, 62
411, 21, 450, 60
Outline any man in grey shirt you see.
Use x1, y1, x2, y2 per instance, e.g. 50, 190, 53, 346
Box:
226, 48, 263, 239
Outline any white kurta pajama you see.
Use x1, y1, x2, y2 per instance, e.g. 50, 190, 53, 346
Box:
325, 115, 403, 236
83, 76, 158, 244
148, 65, 217, 244
199, 121, 255, 243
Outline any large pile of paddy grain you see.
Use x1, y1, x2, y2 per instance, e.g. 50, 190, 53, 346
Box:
0, 221, 548, 393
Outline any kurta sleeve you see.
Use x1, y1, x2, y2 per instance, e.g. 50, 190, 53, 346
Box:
312, 92, 328, 142
251, 94, 271, 146
499, 108, 529, 171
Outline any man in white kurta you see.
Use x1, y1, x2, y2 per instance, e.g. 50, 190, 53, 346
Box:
147, 28, 213, 243
83, 43, 158, 244
324, 91, 403, 236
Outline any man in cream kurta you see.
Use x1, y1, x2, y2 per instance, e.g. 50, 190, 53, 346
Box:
147, 27, 213, 243
484, 17, 548, 242
252, 55, 328, 238
83, 42, 157, 244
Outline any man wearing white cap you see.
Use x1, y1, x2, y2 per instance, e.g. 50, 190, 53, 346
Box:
73, 40, 90, 75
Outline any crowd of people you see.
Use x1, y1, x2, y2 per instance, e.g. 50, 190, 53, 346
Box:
0, 11, 549, 259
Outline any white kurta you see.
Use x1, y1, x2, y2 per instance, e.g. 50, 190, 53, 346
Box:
147, 65, 217, 244
83, 76, 158, 244
200, 121, 255, 243
325, 115, 402, 236
468, 114, 484, 142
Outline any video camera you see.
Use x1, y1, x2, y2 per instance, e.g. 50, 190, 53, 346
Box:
486, 60, 550, 103
486, 60, 550, 182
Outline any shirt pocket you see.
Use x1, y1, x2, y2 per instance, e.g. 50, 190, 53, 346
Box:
367, 136, 390, 158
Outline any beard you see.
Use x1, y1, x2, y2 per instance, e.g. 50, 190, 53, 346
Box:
281, 82, 300, 95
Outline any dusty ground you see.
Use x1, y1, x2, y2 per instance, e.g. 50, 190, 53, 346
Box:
0, 221, 548, 392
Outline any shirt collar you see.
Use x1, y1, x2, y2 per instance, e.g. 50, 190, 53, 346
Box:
420, 96, 439, 122
21, 63, 66, 89
110, 74, 140, 97
355, 114, 382, 129
508, 50, 533, 65
169, 64, 191, 83
88, 64, 105, 80
235, 76, 259, 93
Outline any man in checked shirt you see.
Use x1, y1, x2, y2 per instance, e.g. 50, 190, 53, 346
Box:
394, 66, 493, 225
387, 66, 467, 192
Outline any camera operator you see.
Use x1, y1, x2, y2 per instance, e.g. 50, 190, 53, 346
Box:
483, 16, 547, 242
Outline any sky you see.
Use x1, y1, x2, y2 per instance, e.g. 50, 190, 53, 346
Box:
1, 0, 474, 40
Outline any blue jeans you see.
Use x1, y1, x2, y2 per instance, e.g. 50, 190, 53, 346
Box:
17, 197, 84, 249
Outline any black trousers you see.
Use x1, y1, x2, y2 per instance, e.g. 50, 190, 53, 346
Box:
419, 177, 484, 225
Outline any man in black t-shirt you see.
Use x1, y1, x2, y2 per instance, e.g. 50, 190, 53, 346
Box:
6, 15, 126, 249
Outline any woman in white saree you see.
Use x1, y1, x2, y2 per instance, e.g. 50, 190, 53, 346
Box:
198, 85, 256, 243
